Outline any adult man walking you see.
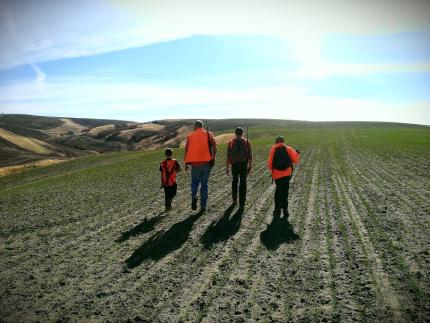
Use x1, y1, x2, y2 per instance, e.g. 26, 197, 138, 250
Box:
184, 120, 217, 212
226, 127, 252, 212
267, 136, 300, 218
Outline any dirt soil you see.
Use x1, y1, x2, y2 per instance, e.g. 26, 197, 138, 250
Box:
0, 131, 429, 322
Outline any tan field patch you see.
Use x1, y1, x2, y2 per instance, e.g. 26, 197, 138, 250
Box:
214, 133, 235, 144
44, 118, 88, 137
0, 128, 56, 155
0, 159, 66, 177
138, 123, 165, 132
116, 123, 165, 141
87, 124, 116, 137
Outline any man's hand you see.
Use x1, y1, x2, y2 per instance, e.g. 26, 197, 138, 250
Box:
185, 164, 190, 172
247, 166, 252, 175
295, 148, 301, 154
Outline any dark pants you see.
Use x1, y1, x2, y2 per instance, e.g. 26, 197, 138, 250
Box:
163, 183, 177, 207
274, 176, 291, 211
232, 161, 247, 206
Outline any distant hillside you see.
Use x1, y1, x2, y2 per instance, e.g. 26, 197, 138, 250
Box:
1, 114, 426, 171
0, 114, 190, 168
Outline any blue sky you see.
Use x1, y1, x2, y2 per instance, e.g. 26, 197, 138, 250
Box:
0, 0, 429, 124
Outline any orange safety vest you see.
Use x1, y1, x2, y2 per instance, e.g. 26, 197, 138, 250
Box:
267, 143, 300, 180
161, 159, 178, 186
184, 128, 213, 164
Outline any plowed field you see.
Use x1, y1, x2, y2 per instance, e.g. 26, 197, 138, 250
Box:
1, 124, 429, 322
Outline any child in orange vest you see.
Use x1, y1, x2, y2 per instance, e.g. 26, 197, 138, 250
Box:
159, 148, 182, 212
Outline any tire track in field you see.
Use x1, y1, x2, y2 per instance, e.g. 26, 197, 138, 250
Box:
173, 183, 276, 322
328, 154, 384, 321
337, 167, 430, 321
354, 149, 430, 200
323, 170, 361, 321
100, 153, 298, 322
344, 149, 430, 285
11, 167, 233, 319
198, 152, 315, 322
344, 149, 430, 243
0, 174, 165, 279
21, 156, 268, 320
0, 154, 240, 279
362, 149, 430, 183
277, 160, 328, 322
112, 158, 273, 321
0, 161, 237, 319
334, 173, 403, 322
192, 149, 314, 321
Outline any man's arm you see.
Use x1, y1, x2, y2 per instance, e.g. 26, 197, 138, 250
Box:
184, 139, 190, 172
267, 147, 274, 171
210, 134, 217, 159
175, 160, 182, 172
288, 147, 300, 164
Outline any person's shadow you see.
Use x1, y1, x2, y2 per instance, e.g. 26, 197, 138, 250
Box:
260, 216, 299, 251
116, 213, 164, 243
200, 204, 243, 249
125, 210, 204, 268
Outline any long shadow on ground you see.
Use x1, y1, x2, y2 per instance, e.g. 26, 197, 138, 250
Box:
116, 213, 164, 243
200, 204, 243, 249
126, 210, 204, 268
260, 216, 299, 251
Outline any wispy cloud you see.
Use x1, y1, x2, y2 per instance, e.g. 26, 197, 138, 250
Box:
30, 64, 46, 84
296, 61, 430, 79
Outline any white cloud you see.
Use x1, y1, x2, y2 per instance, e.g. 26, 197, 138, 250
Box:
1, 80, 429, 125
295, 61, 430, 79
1, 0, 429, 69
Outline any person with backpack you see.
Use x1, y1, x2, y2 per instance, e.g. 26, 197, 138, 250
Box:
159, 148, 182, 212
184, 120, 217, 212
267, 136, 300, 218
226, 127, 252, 211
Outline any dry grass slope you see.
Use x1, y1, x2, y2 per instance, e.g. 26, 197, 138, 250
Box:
0, 128, 55, 155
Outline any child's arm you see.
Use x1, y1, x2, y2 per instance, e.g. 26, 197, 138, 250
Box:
175, 160, 182, 172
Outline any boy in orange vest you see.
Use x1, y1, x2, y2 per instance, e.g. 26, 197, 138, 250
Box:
160, 148, 182, 212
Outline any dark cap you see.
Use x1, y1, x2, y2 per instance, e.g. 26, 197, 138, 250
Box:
235, 127, 244, 136
165, 148, 173, 156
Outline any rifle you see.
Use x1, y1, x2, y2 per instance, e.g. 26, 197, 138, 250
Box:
205, 120, 214, 167
246, 125, 251, 174
246, 125, 249, 142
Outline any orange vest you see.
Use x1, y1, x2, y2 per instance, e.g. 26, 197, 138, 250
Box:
184, 128, 212, 164
161, 159, 178, 186
267, 143, 300, 180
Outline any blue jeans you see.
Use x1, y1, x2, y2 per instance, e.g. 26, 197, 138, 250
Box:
191, 164, 212, 208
